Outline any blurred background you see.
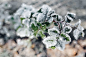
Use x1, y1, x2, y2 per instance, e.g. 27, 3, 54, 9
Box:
0, 0, 86, 57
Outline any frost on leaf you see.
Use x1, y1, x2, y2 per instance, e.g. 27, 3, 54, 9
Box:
73, 19, 84, 40
63, 26, 72, 33
36, 13, 46, 23
21, 11, 31, 18
54, 14, 63, 22
55, 39, 65, 51
65, 12, 76, 23
48, 27, 60, 36
42, 35, 57, 48
60, 33, 71, 44
22, 19, 30, 27
15, 3, 35, 16
36, 5, 55, 23
17, 27, 34, 39
15, 4, 84, 50
74, 19, 81, 27
41, 5, 52, 14
73, 25, 84, 40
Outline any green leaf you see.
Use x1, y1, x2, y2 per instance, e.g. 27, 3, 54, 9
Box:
52, 30, 58, 33
39, 31, 45, 38
16, 26, 22, 31
61, 34, 66, 38
31, 24, 35, 29
44, 22, 50, 26
61, 34, 70, 41
31, 24, 38, 31
65, 28, 70, 32
41, 25, 46, 30
65, 37, 70, 41
11, 17, 14, 20
20, 18, 25, 22
37, 22, 42, 26
35, 26, 38, 31
50, 46, 56, 49
54, 22, 58, 26
34, 30, 38, 36
45, 29, 48, 32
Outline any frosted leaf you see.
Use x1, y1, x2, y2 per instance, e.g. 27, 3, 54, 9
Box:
55, 15, 63, 21
65, 15, 73, 22
55, 39, 65, 51
37, 5, 55, 23
21, 11, 31, 18
73, 19, 84, 40
15, 3, 35, 16
15, 7, 25, 16
65, 12, 76, 23
37, 13, 46, 22
67, 12, 76, 19
22, 18, 36, 28
58, 15, 63, 21
22, 19, 30, 27
47, 11, 55, 23
74, 19, 81, 27
32, 13, 38, 18
16, 27, 34, 39
77, 24, 84, 31
73, 29, 80, 40
47, 10, 55, 17
63, 26, 72, 33
47, 17, 53, 23
73, 29, 84, 40
17, 27, 26, 37
51, 13, 57, 18
30, 18, 36, 25
36, 12, 54, 23
42, 35, 57, 48
60, 33, 71, 44
41, 5, 52, 14
48, 27, 60, 36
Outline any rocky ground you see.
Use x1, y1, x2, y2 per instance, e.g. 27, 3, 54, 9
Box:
0, 0, 86, 57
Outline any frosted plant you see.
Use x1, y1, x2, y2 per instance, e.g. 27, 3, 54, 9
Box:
17, 4, 85, 50
73, 19, 84, 40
